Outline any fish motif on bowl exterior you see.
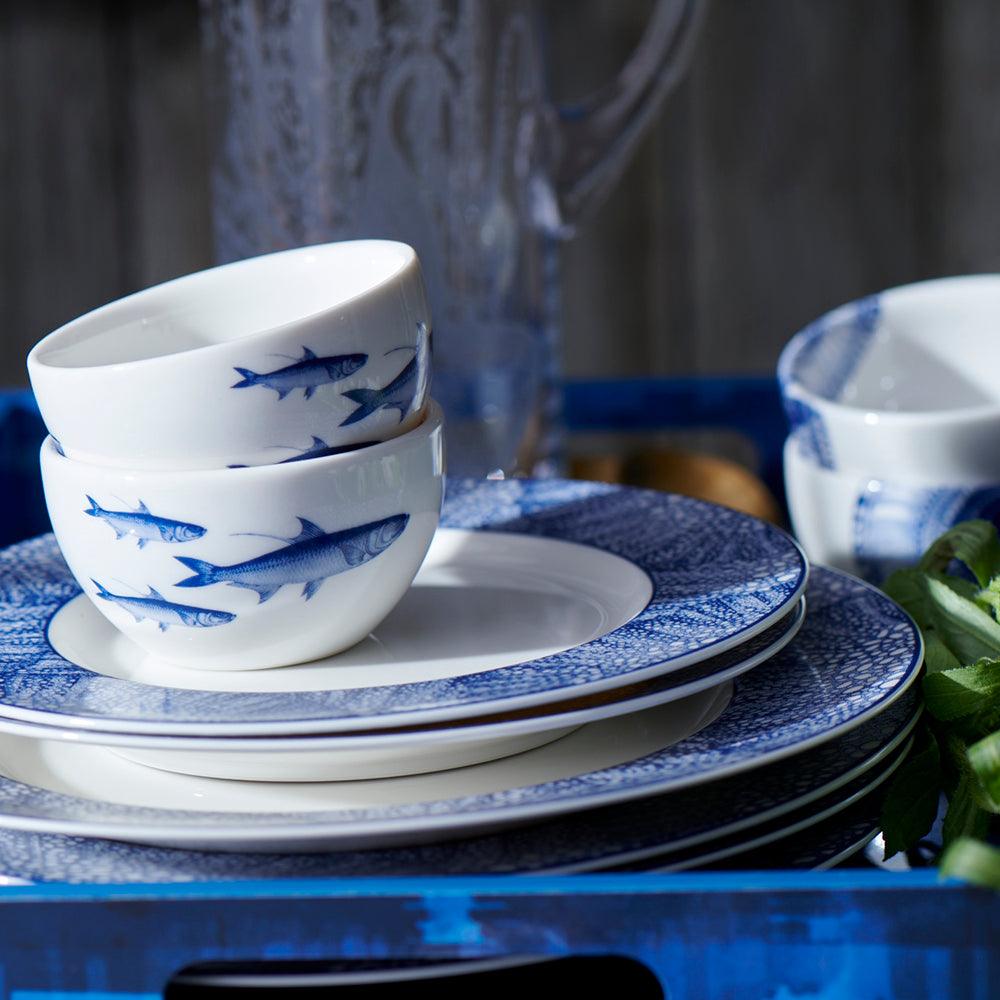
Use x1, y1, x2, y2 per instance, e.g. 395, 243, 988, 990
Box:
174, 513, 409, 603
232, 346, 367, 401
91, 581, 235, 631
84, 497, 206, 548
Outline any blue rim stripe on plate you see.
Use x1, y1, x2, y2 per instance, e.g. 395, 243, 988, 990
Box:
0, 565, 922, 852
0, 479, 808, 733
0, 690, 917, 882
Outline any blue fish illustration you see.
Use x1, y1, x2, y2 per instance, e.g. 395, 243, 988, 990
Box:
174, 513, 409, 603
84, 497, 206, 549
226, 437, 379, 469
340, 322, 429, 426
232, 347, 367, 400
92, 581, 235, 631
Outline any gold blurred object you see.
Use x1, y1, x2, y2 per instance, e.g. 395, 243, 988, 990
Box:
570, 448, 781, 524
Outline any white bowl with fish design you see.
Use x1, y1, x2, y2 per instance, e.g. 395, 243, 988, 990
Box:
27, 241, 431, 471
777, 274, 1000, 481
40, 402, 445, 670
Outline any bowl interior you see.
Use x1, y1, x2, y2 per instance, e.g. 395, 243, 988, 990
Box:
33, 241, 414, 370
787, 276, 1000, 414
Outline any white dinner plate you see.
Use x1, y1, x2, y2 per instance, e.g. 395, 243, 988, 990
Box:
0, 565, 921, 852
0, 598, 803, 782
0, 479, 807, 735
0, 697, 917, 881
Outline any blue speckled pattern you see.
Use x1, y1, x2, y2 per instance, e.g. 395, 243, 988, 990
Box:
778, 294, 882, 404
854, 480, 1000, 582
0, 479, 807, 730
0, 566, 922, 855
0, 692, 917, 881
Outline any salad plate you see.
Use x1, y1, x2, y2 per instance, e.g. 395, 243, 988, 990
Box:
0, 694, 917, 881
0, 479, 808, 736
0, 598, 805, 783
0, 566, 921, 851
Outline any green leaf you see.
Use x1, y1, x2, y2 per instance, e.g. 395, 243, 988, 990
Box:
939, 837, 1000, 890
879, 735, 942, 858
976, 579, 1000, 619
924, 631, 962, 673
941, 770, 992, 845
884, 569, 934, 629
919, 520, 1000, 587
923, 660, 1000, 720
925, 578, 1000, 664
968, 731, 1000, 805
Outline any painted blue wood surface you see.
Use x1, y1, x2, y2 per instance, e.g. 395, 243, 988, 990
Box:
0, 874, 994, 998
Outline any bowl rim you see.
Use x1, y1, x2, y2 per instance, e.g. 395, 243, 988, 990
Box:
41, 399, 443, 484
27, 240, 421, 377
777, 272, 1000, 427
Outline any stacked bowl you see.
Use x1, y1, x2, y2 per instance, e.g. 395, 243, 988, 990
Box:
779, 274, 1000, 581
0, 245, 925, 882
28, 240, 441, 672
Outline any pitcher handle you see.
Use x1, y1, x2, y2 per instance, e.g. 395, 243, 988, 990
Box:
550, 0, 704, 230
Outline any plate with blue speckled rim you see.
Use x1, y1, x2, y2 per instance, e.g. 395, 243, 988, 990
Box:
0, 566, 922, 851
0, 479, 808, 736
0, 689, 917, 878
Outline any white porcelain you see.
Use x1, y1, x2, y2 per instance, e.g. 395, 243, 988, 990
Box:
778, 274, 1000, 481
785, 433, 1000, 582
0, 481, 807, 735
39, 402, 444, 670
0, 598, 801, 782
110, 727, 579, 783
0, 686, 729, 851
27, 241, 431, 470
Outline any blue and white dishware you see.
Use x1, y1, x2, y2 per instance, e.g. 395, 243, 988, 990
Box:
778, 274, 1000, 481
0, 564, 922, 851
785, 432, 1000, 581
4, 479, 806, 726
27, 241, 432, 470
39, 402, 444, 670
0, 692, 917, 880
0, 598, 804, 783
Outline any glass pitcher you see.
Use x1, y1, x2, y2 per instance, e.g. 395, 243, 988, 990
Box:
201, 0, 702, 476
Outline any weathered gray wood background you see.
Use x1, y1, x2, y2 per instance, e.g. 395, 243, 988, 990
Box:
3, 0, 1000, 386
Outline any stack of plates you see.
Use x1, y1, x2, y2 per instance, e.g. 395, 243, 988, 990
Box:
0, 479, 921, 883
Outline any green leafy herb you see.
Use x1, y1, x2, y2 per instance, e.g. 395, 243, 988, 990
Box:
924, 578, 1000, 663
880, 520, 1000, 889
968, 730, 1000, 805
918, 519, 1000, 587
879, 730, 941, 858
939, 838, 1000, 890
923, 660, 1000, 721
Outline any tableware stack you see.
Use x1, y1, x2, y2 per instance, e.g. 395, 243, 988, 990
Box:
779, 274, 1000, 582
0, 243, 921, 881
0, 470, 922, 881
28, 240, 441, 672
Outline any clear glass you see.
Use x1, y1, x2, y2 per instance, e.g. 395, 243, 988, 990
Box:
200, 0, 701, 477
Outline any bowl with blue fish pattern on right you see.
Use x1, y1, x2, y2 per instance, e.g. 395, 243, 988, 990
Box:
39, 402, 445, 670
27, 240, 432, 471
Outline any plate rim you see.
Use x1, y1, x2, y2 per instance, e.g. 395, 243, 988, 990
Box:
0, 703, 918, 882
0, 480, 809, 735
0, 599, 806, 753
643, 738, 909, 874
0, 566, 923, 850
